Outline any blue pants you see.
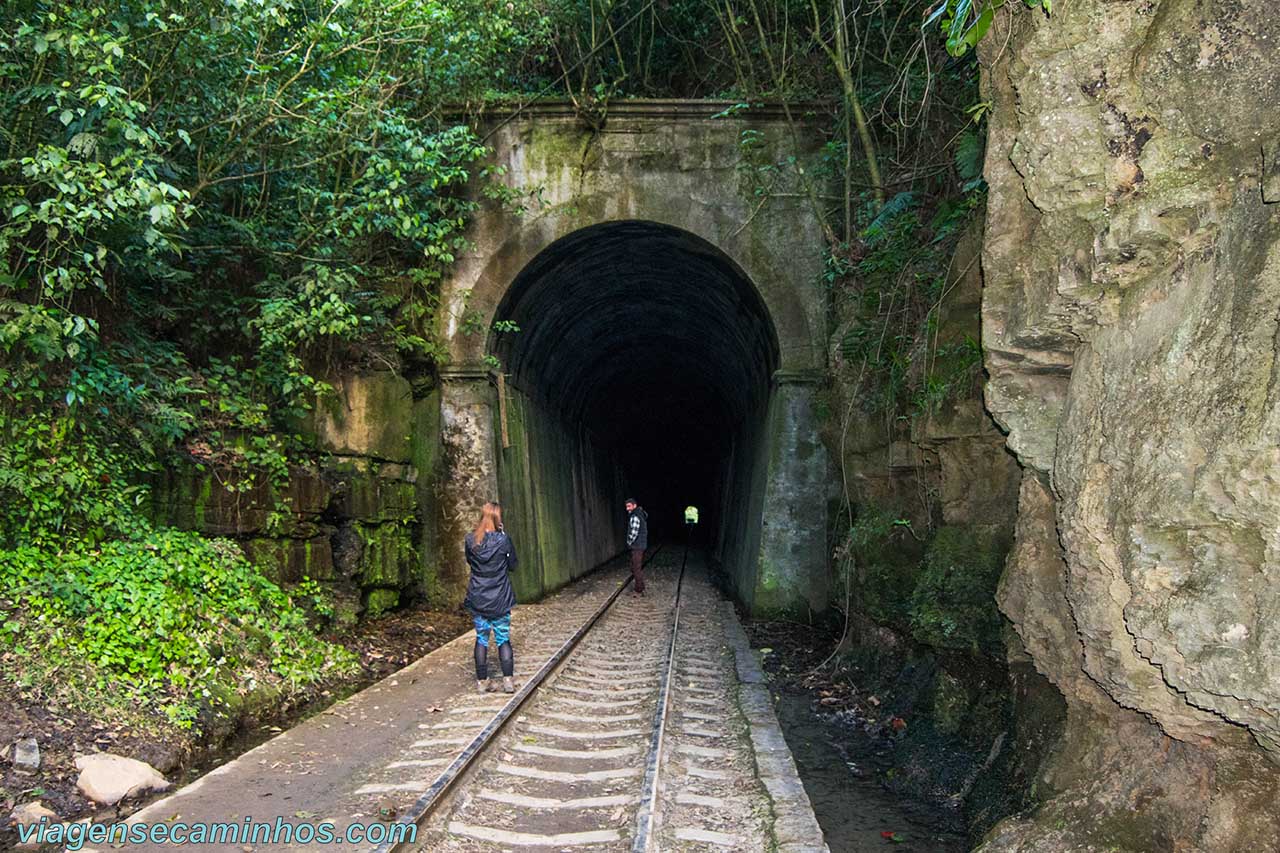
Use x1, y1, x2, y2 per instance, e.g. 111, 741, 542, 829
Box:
473, 612, 511, 648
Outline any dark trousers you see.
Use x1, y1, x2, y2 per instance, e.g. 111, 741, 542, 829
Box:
629, 548, 645, 593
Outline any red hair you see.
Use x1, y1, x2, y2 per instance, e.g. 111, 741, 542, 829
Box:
472, 501, 503, 546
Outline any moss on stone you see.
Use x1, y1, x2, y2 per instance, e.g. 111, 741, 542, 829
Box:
909, 525, 1011, 656
363, 587, 400, 618
308, 372, 415, 462
932, 670, 973, 737
327, 460, 417, 522
414, 557, 448, 608
496, 391, 544, 603
411, 391, 443, 591
848, 506, 925, 627
194, 471, 212, 530
242, 536, 335, 584
356, 521, 417, 588
330, 589, 362, 632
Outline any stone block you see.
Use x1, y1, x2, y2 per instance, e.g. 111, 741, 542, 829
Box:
324, 457, 418, 523
363, 587, 400, 618
333, 521, 419, 594
358, 523, 417, 589
150, 464, 331, 537
242, 535, 335, 583
310, 373, 415, 462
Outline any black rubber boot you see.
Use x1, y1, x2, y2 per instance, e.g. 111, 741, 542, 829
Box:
497, 641, 514, 677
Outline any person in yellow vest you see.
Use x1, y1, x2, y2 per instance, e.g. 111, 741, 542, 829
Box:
684, 504, 698, 542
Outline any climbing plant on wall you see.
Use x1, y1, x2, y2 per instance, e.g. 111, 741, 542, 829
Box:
926, 0, 1051, 56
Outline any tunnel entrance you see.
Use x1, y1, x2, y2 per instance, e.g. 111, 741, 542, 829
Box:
487, 221, 779, 597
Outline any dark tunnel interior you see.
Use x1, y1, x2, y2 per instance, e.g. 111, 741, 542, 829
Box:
489, 220, 779, 549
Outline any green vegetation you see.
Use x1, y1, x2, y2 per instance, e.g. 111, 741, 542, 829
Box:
0, 530, 356, 728
930, 0, 1051, 57
839, 506, 922, 625
0, 0, 1031, 739
0, 0, 1008, 548
0, 0, 549, 735
834, 176, 986, 419
837, 508, 1009, 656
831, 509, 1025, 838
910, 525, 1011, 655
0, 1, 531, 550
523, 2, 997, 422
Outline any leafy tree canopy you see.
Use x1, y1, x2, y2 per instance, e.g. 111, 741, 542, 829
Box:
1, 0, 547, 543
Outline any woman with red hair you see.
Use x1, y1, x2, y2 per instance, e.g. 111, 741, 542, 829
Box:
463, 502, 518, 693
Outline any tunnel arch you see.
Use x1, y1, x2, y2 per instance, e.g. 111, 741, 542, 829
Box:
444, 211, 819, 376
490, 221, 779, 440
476, 220, 788, 605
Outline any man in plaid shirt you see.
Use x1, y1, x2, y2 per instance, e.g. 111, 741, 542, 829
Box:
624, 497, 648, 595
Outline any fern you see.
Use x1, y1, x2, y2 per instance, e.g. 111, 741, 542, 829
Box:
861, 191, 918, 247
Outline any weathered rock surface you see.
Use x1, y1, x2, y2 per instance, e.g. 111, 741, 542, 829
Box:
311, 372, 415, 463
821, 218, 1057, 836
10, 801, 58, 850
10, 737, 39, 770
981, 0, 1280, 847
74, 753, 170, 805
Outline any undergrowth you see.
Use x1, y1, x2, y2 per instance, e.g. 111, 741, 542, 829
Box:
0, 1, 529, 731
831, 159, 986, 422
910, 525, 1011, 655
0, 530, 357, 730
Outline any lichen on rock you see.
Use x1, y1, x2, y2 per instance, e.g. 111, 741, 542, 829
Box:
979, 0, 1280, 846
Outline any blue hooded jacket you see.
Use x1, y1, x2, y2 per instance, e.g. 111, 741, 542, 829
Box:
463, 530, 518, 619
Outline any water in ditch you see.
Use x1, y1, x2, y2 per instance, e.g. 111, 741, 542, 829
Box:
773, 688, 967, 852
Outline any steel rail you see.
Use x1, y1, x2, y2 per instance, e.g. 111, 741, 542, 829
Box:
370, 545, 664, 853
630, 545, 689, 852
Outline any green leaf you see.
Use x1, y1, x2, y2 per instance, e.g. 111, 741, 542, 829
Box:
947, 0, 973, 41
966, 4, 995, 48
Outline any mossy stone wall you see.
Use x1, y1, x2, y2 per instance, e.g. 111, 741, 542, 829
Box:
152, 370, 442, 624
493, 384, 624, 602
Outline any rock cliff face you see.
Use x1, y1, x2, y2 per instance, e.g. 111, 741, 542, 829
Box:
980, 0, 1280, 847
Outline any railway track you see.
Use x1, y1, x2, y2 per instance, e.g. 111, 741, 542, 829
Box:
369, 548, 771, 852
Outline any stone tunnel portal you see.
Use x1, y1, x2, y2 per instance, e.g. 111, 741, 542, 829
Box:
472, 220, 825, 614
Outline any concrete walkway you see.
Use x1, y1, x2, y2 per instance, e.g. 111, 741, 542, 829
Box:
109, 555, 825, 852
